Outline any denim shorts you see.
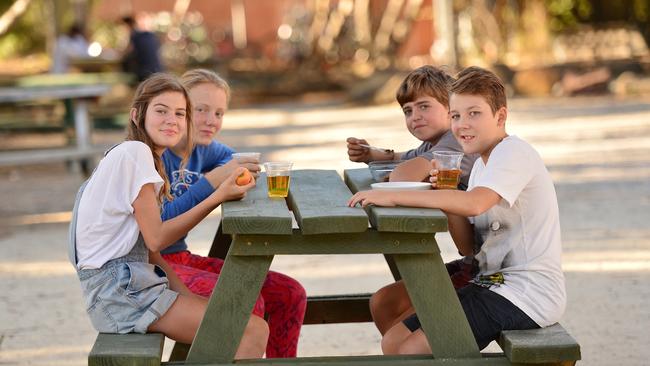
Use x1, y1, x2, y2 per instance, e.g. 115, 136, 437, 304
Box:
402, 284, 539, 350
78, 259, 178, 334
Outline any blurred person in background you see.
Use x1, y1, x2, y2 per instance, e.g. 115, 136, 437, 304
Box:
121, 15, 163, 82
50, 23, 89, 74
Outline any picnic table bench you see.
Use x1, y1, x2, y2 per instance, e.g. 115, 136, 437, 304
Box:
88, 168, 580, 366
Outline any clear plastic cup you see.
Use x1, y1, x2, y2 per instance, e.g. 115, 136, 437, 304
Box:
263, 161, 293, 197
433, 151, 463, 189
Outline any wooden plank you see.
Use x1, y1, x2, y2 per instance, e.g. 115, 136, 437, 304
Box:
344, 167, 375, 193
395, 253, 481, 359
88, 333, 163, 366
168, 342, 190, 362
186, 354, 513, 366
0, 146, 108, 167
221, 172, 292, 235
186, 245, 273, 364
228, 230, 439, 256
207, 223, 232, 259
304, 294, 373, 324
344, 169, 448, 233
288, 170, 368, 235
498, 323, 581, 364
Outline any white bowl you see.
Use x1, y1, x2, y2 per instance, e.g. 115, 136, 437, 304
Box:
370, 182, 432, 190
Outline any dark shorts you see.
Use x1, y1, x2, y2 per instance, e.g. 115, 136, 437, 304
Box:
402, 284, 539, 350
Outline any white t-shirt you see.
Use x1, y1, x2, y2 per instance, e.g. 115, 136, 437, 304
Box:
76, 141, 164, 269
468, 135, 566, 327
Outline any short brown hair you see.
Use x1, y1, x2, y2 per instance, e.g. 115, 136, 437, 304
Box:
127, 73, 193, 203
181, 69, 231, 104
450, 66, 506, 114
396, 65, 454, 107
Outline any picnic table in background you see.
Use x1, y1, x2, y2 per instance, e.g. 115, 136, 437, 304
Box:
0, 73, 131, 173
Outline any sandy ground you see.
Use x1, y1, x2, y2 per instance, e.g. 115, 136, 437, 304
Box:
1, 96, 649, 365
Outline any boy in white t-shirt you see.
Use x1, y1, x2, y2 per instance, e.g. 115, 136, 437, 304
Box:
348, 66, 566, 353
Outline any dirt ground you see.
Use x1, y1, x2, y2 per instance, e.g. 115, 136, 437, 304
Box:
1, 96, 649, 365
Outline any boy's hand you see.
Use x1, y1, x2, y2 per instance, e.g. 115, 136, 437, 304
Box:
429, 159, 440, 189
212, 167, 255, 202
346, 137, 372, 163
348, 190, 398, 208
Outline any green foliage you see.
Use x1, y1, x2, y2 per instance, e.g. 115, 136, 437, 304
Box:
0, 0, 47, 58
546, 0, 593, 32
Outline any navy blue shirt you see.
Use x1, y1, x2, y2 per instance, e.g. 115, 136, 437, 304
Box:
129, 31, 163, 81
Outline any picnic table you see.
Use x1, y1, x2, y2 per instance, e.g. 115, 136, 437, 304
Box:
0, 82, 112, 172
185, 168, 482, 365
89, 167, 580, 366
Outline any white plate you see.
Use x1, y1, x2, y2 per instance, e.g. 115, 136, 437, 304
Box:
370, 182, 431, 190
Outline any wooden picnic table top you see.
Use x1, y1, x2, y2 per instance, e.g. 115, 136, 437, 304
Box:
185, 168, 480, 365
0, 83, 111, 103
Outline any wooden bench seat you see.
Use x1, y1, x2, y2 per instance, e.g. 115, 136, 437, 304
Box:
498, 323, 581, 365
88, 333, 164, 366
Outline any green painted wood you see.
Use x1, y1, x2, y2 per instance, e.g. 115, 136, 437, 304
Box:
169, 354, 513, 366
394, 253, 481, 359
228, 230, 438, 256
88, 333, 163, 366
288, 170, 369, 235
304, 294, 373, 324
168, 342, 190, 362
207, 223, 232, 259
186, 242, 274, 364
383, 254, 402, 281
344, 169, 448, 233
344, 167, 375, 193
221, 173, 292, 235
498, 323, 581, 364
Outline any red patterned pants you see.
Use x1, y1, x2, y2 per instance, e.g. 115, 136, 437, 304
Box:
162, 251, 307, 358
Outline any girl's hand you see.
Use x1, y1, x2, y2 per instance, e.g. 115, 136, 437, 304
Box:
212, 167, 255, 202
347, 190, 398, 208
429, 159, 440, 189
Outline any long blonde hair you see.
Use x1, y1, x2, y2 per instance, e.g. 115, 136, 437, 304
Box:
126, 73, 193, 203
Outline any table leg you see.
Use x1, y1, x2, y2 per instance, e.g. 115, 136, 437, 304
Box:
186, 239, 273, 364
208, 222, 232, 259
72, 99, 91, 150
393, 252, 480, 359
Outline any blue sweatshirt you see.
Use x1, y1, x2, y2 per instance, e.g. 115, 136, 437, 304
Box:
161, 141, 234, 254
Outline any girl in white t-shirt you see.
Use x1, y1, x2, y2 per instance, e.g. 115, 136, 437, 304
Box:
69, 73, 268, 359
348, 67, 565, 354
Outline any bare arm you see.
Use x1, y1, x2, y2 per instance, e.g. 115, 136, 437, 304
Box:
389, 157, 431, 182
347, 137, 398, 163
445, 213, 475, 256
203, 159, 261, 187
149, 251, 201, 298
347, 186, 501, 217
133, 168, 254, 252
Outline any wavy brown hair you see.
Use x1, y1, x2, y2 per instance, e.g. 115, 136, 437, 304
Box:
451, 66, 507, 114
396, 65, 455, 107
126, 73, 193, 203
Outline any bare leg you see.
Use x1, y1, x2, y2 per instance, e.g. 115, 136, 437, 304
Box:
370, 280, 414, 335
147, 294, 269, 359
380, 321, 412, 355
382, 322, 431, 355
397, 329, 431, 355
